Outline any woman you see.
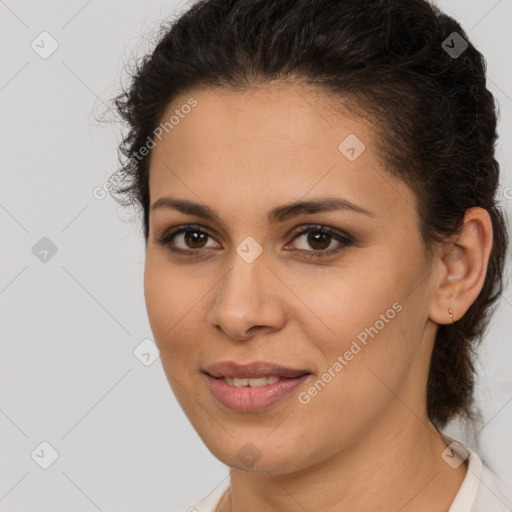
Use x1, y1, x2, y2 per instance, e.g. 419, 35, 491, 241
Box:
111, 0, 510, 510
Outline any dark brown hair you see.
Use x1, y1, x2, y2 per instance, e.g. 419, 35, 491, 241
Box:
111, 0, 509, 429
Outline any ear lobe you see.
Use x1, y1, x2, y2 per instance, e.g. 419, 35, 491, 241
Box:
428, 207, 493, 325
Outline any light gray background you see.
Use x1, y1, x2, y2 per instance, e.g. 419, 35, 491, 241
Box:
0, 1, 511, 511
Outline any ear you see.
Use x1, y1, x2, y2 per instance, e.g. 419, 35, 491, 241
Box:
428, 207, 493, 324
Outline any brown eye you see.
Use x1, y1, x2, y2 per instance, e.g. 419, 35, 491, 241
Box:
287, 225, 354, 259
182, 230, 209, 249
156, 225, 219, 255
305, 230, 332, 250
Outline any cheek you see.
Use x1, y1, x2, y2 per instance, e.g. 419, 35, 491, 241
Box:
143, 256, 199, 358
144, 261, 206, 410
296, 252, 424, 400
296, 261, 402, 348
292, 303, 416, 454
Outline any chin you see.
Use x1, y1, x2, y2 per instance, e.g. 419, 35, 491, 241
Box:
202, 434, 313, 475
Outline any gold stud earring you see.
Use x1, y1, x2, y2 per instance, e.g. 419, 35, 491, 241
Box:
448, 308, 454, 323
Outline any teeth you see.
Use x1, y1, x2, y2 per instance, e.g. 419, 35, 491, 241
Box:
223, 376, 280, 387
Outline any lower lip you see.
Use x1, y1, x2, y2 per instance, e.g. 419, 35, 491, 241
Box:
205, 374, 311, 412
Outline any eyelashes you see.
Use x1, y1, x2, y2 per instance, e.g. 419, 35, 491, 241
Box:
155, 223, 355, 260
285, 225, 354, 259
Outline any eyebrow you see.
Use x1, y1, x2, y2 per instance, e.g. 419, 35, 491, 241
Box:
151, 196, 375, 226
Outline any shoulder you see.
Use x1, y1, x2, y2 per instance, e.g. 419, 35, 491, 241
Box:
187, 476, 230, 512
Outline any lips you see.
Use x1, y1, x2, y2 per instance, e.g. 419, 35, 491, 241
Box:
205, 373, 311, 412
204, 360, 310, 379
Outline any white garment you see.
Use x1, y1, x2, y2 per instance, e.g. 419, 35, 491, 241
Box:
188, 436, 510, 511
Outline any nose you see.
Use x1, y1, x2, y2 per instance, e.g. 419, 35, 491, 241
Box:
207, 251, 287, 341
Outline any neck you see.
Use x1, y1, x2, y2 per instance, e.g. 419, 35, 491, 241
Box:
219, 414, 467, 512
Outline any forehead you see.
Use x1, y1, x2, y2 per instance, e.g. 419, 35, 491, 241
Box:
148, 84, 417, 224
153, 83, 358, 160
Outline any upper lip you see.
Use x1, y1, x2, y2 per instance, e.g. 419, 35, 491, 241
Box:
204, 361, 310, 379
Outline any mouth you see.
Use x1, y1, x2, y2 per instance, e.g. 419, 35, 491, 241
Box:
218, 375, 282, 387
203, 360, 312, 412
203, 360, 311, 379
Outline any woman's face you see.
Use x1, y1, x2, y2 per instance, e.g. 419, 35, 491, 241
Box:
145, 84, 439, 473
